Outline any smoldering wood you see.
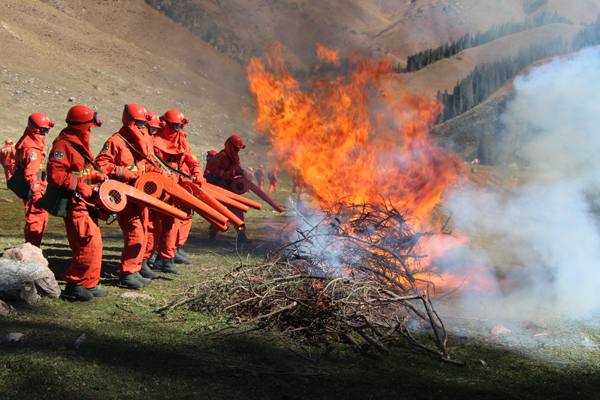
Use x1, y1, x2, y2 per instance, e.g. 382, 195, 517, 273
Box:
156, 201, 461, 364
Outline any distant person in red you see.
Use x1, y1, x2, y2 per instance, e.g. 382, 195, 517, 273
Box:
14, 113, 54, 247
203, 150, 218, 181
291, 169, 303, 194
47, 105, 107, 301
245, 167, 256, 184
152, 109, 204, 274
268, 167, 278, 193
254, 164, 265, 190
96, 104, 159, 288
0, 138, 16, 186
205, 134, 251, 243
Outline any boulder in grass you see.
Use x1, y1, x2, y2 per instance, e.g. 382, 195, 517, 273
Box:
0, 255, 60, 302
2, 242, 48, 267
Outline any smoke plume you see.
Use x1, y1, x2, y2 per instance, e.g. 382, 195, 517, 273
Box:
444, 46, 600, 319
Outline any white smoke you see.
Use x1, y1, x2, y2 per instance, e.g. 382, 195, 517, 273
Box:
444, 46, 600, 319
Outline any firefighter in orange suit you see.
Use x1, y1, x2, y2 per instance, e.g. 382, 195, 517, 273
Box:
0, 138, 16, 185
268, 167, 278, 193
152, 109, 204, 274
14, 113, 54, 247
47, 105, 107, 301
96, 104, 160, 288
205, 135, 250, 243
255, 164, 265, 191
142, 111, 163, 270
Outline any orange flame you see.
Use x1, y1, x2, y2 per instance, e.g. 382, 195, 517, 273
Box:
247, 43, 462, 225
246, 44, 495, 295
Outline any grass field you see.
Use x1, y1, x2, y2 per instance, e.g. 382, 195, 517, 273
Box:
1, 175, 600, 400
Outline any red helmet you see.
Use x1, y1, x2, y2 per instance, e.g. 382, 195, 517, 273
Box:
122, 104, 150, 126
146, 110, 165, 130
207, 150, 218, 156
66, 105, 103, 130
226, 135, 246, 150
28, 113, 56, 133
160, 110, 189, 132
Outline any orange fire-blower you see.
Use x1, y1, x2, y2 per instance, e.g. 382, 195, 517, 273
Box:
94, 179, 187, 220
228, 177, 284, 213
135, 172, 249, 232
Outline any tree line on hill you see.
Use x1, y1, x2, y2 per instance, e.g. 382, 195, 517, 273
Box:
403, 11, 573, 73
435, 13, 600, 123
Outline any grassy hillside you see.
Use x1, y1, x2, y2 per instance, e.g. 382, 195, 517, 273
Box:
0, 0, 267, 167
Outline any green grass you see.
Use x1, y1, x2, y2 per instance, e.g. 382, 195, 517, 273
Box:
1, 180, 600, 400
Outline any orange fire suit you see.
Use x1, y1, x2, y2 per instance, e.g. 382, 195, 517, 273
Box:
95, 125, 157, 276
254, 167, 265, 191
205, 148, 246, 233
143, 209, 162, 260
153, 128, 203, 262
15, 129, 49, 247
47, 128, 103, 289
0, 143, 16, 184
268, 170, 278, 193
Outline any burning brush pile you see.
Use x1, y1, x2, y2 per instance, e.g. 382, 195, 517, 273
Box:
157, 202, 462, 365
157, 44, 469, 364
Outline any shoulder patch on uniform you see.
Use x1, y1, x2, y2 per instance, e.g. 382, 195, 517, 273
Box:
29, 152, 37, 160
191, 154, 198, 162
101, 145, 109, 154
215, 155, 221, 161
53, 150, 64, 160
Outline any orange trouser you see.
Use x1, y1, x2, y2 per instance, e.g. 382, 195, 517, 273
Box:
209, 205, 245, 234
268, 182, 278, 193
144, 210, 161, 260
258, 177, 264, 191
62, 212, 103, 288
3, 165, 16, 185
116, 202, 149, 276
176, 213, 193, 248
159, 213, 180, 262
23, 198, 48, 247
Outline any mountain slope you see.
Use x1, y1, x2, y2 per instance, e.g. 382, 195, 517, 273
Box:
0, 0, 263, 160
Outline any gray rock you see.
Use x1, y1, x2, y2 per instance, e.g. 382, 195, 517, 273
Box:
0, 332, 24, 343
118, 292, 154, 300
2, 242, 48, 267
0, 300, 16, 316
0, 258, 61, 301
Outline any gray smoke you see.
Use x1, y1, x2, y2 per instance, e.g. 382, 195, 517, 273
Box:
444, 46, 600, 319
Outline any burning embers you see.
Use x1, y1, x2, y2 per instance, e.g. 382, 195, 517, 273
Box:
247, 43, 462, 224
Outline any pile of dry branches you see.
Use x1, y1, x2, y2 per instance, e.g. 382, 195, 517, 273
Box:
156, 201, 462, 365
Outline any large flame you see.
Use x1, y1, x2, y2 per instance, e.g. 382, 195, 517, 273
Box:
247, 43, 463, 224
246, 44, 495, 294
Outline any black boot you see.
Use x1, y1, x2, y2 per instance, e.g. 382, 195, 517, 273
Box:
133, 272, 152, 286
178, 247, 190, 258
87, 286, 108, 297
161, 259, 181, 275
148, 251, 160, 270
64, 283, 94, 301
174, 248, 191, 265
237, 232, 252, 244
140, 260, 159, 279
208, 233, 216, 241
120, 273, 144, 289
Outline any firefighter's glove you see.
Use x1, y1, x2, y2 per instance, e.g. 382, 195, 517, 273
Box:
91, 170, 107, 184
116, 167, 138, 183
76, 179, 94, 199
192, 175, 206, 185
